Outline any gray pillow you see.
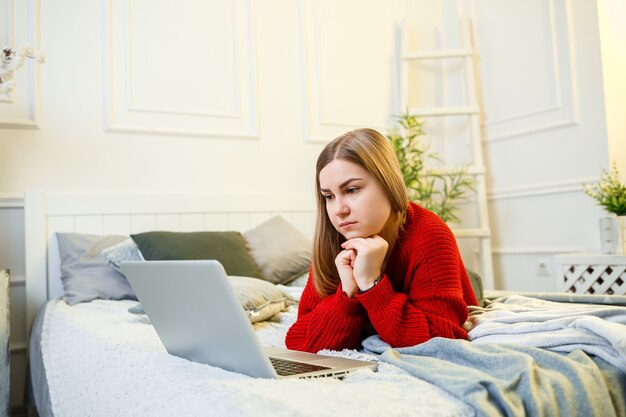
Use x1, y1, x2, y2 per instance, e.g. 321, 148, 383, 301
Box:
244, 216, 312, 285
57, 233, 138, 305
128, 275, 296, 323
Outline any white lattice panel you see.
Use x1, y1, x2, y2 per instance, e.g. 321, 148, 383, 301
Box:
555, 254, 626, 295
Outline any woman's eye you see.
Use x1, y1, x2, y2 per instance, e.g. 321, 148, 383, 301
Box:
322, 194, 333, 200
346, 187, 359, 194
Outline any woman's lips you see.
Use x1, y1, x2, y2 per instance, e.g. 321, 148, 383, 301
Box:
339, 221, 357, 229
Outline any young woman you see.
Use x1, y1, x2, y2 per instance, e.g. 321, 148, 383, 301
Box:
285, 128, 478, 353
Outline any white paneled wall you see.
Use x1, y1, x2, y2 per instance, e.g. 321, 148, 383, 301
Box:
300, 0, 402, 142
104, 0, 259, 138
473, 0, 579, 142
402, 0, 616, 292
0, 0, 406, 194
473, 0, 611, 291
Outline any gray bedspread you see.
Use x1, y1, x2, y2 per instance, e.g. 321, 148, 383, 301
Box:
363, 335, 626, 417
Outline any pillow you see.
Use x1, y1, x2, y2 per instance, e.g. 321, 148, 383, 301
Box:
230, 276, 297, 323
56, 233, 138, 305
128, 275, 296, 323
100, 237, 144, 273
285, 270, 310, 287
244, 216, 312, 285
466, 268, 484, 307
130, 231, 263, 279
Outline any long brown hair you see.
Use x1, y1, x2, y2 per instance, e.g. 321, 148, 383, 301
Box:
312, 128, 409, 297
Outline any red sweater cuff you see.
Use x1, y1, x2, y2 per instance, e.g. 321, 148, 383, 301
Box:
356, 275, 396, 312
335, 283, 364, 315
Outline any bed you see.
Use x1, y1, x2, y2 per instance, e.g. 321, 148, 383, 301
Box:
23, 191, 626, 417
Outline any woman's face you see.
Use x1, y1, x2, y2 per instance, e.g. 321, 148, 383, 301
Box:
319, 159, 392, 239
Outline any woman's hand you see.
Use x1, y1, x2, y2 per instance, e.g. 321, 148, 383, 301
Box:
341, 235, 388, 291
335, 249, 359, 297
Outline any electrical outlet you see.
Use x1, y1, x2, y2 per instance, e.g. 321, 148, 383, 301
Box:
536, 259, 551, 276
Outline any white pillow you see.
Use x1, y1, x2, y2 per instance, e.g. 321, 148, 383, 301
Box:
100, 237, 145, 273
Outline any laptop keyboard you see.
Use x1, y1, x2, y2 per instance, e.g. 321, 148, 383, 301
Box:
269, 357, 332, 376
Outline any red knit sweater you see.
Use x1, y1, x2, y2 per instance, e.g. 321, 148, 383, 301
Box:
285, 202, 478, 353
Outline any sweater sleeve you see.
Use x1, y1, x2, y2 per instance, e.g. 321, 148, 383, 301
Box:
356, 223, 471, 347
285, 270, 367, 353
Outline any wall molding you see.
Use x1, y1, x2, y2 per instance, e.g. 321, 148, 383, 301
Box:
482, 118, 579, 143
299, 0, 391, 143
491, 246, 586, 255
469, 0, 579, 142
482, 0, 565, 127
0, 194, 24, 208
125, 0, 240, 120
487, 176, 597, 201
102, 0, 259, 140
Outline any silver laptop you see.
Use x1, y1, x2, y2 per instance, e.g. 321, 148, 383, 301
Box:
120, 260, 378, 379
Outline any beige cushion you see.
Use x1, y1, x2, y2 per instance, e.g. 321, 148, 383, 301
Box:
229, 276, 296, 323
244, 216, 312, 285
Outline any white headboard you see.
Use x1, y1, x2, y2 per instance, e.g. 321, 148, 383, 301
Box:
24, 191, 316, 337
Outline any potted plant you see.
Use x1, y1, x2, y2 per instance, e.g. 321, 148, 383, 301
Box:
583, 162, 626, 254
386, 111, 475, 223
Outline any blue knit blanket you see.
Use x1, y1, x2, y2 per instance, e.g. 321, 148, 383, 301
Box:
362, 294, 626, 417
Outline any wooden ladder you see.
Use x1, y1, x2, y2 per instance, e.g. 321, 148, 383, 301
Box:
399, 17, 495, 289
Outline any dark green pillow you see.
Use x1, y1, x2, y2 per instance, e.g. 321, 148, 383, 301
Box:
130, 231, 263, 279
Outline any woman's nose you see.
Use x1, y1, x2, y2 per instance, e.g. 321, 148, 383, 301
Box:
335, 198, 350, 216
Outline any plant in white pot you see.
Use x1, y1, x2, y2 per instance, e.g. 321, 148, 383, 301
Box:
584, 162, 626, 254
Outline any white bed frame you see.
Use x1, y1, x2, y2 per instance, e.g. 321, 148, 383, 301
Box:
24, 191, 316, 341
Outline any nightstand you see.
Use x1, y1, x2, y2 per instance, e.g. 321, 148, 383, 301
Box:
554, 254, 626, 295
0, 269, 9, 417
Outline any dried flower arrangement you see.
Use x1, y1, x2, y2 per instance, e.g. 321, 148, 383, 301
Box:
1, 43, 46, 94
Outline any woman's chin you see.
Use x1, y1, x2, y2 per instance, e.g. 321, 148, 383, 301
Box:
340, 230, 370, 240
